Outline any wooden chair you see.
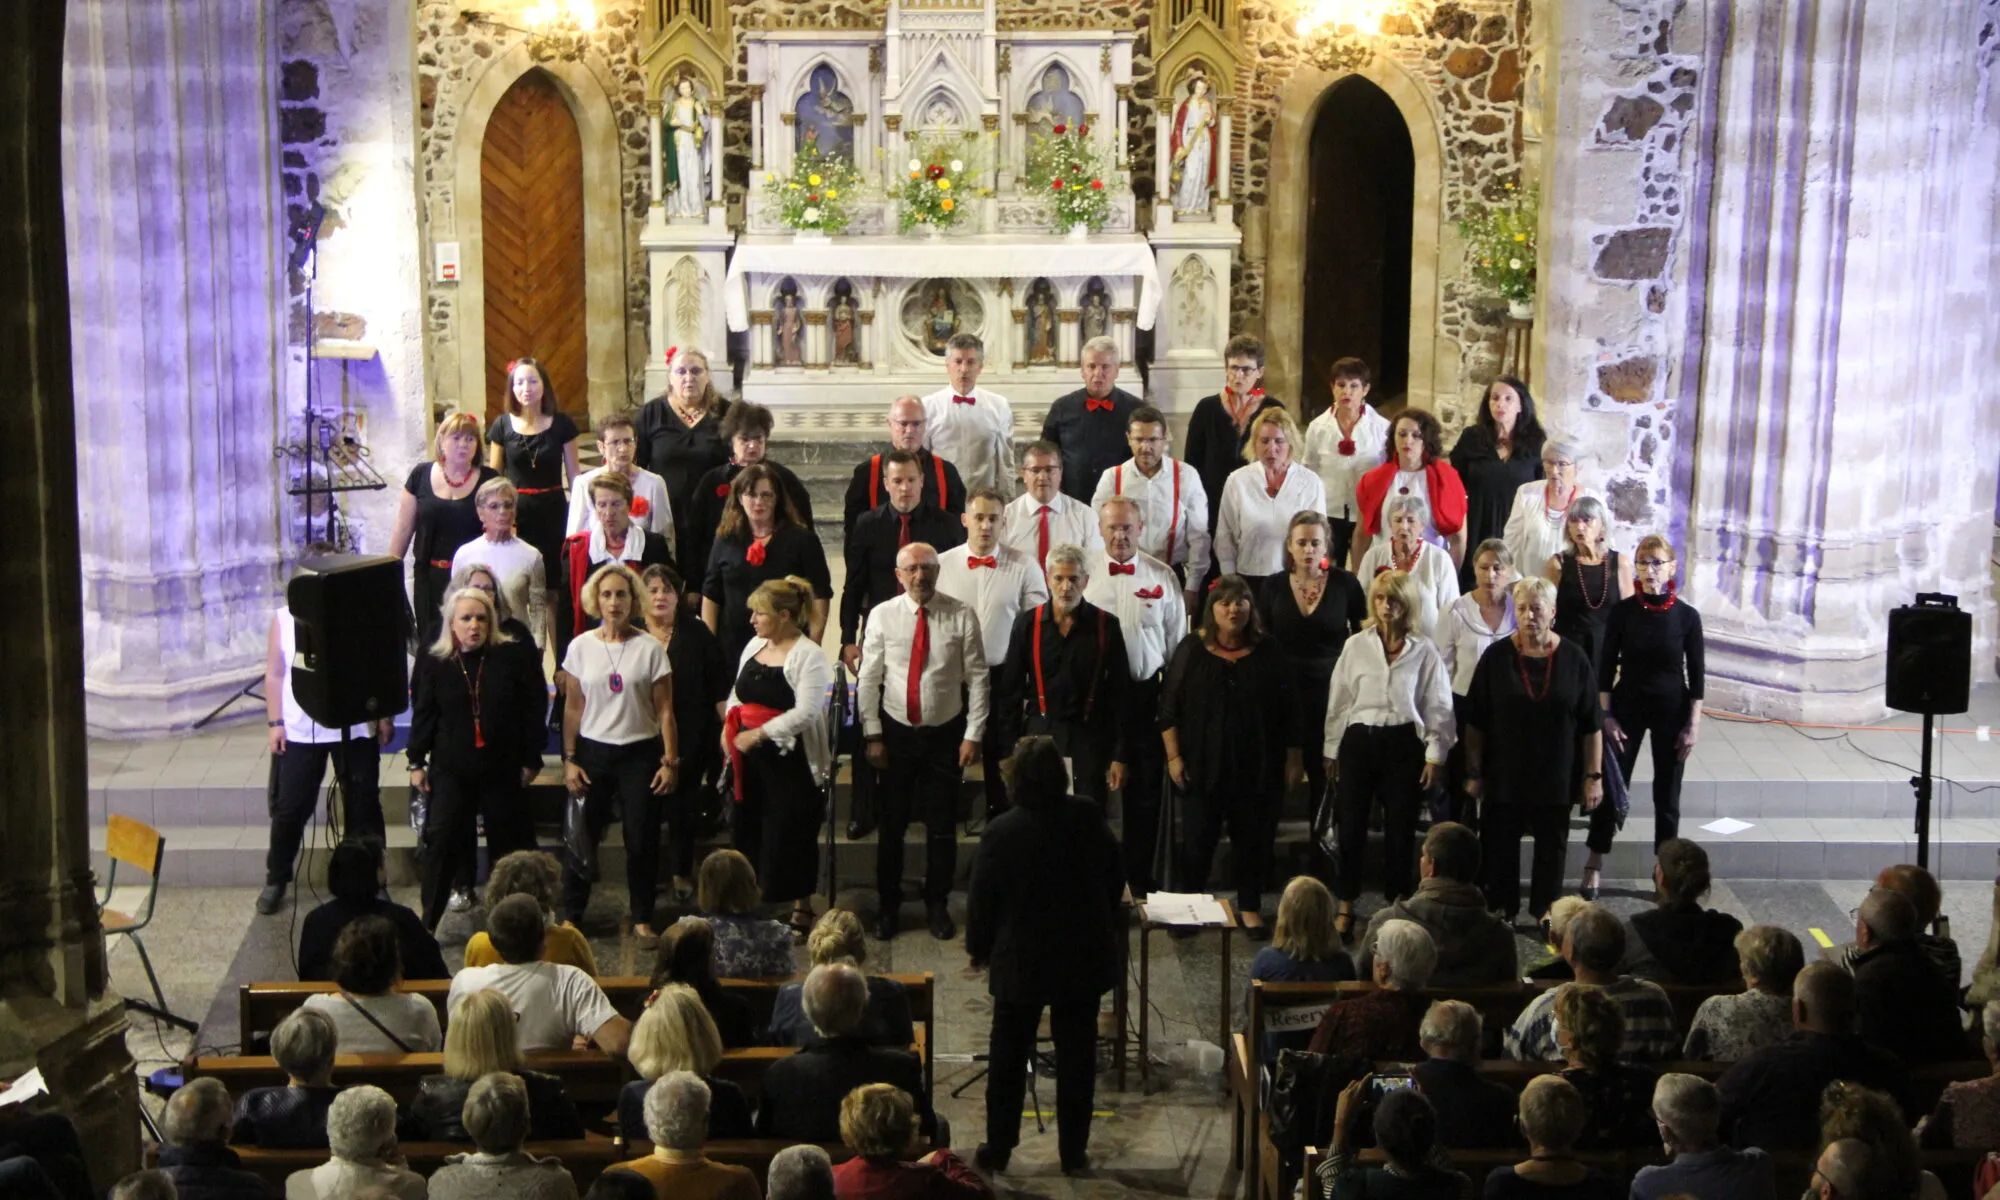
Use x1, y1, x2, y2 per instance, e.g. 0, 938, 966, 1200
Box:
101, 814, 197, 1033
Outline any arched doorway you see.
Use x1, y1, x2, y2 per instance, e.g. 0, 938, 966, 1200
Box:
480, 69, 588, 423
1301, 76, 1415, 416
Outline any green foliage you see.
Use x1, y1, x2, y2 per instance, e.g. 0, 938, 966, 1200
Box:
1457, 183, 1539, 301
760, 145, 868, 234
1023, 123, 1113, 233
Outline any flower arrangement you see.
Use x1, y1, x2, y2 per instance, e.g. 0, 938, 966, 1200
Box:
1024, 123, 1111, 233
761, 143, 867, 235
897, 134, 984, 233
1456, 182, 1539, 303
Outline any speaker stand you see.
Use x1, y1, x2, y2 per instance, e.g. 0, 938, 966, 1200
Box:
1913, 711, 1936, 869
194, 677, 264, 730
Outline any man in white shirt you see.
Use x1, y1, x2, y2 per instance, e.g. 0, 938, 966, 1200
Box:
936, 487, 1050, 821
1082, 496, 1187, 896
859, 543, 990, 943
1002, 441, 1102, 573
921, 333, 1015, 493
565, 413, 674, 549
1300, 358, 1390, 567
1090, 403, 1211, 614
446, 895, 632, 1056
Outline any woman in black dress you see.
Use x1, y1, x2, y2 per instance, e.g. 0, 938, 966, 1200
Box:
1599, 534, 1705, 853
724, 577, 832, 930
390, 412, 498, 646
1463, 576, 1603, 923
640, 563, 731, 901
1543, 495, 1631, 898
487, 357, 580, 647
1449, 375, 1545, 591
701, 462, 832, 664
1182, 335, 1283, 572
635, 345, 733, 565
1162, 574, 1301, 929
406, 588, 549, 928
683, 403, 817, 607
1257, 512, 1366, 829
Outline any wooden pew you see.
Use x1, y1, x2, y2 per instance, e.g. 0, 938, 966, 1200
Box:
183, 1050, 630, 1108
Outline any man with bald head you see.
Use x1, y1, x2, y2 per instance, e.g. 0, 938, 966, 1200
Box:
858, 543, 989, 942
843, 395, 968, 538
1716, 961, 1909, 1150
1851, 885, 1971, 1064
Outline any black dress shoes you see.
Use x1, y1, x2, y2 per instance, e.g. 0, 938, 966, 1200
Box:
255, 883, 286, 915
874, 908, 900, 941
973, 1144, 1010, 1172
928, 902, 957, 941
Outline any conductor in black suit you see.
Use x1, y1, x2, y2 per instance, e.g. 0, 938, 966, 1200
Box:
967, 735, 1125, 1175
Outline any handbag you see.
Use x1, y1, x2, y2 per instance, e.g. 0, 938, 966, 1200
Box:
1309, 791, 1341, 880
1602, 743, 1630, 827
563, 789, 598, 882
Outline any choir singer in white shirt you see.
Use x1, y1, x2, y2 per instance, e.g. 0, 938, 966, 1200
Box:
1003, 441, 1101, 573
858, 543, 991, 943
936, 487, 1050, 822
1090, 404, 1211, 614
1217, 407, 1327, 599
921, 333, 1015, 493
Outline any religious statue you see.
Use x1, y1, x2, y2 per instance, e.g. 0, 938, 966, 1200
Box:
831, 294, 858, 364
796, 65, 855, 162
1026, 282, 1056, 365
1079, 288, 1110, 343
1024, 64, 1085, 148
776, 291, 804, 366
666, 77, 709, 221
924, 284, 959, 356
1171, 73, 1217, 217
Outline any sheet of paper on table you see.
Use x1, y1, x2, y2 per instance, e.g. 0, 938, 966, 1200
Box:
1143, 892, 1230, 926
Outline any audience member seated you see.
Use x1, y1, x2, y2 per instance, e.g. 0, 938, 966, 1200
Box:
0, 1111, 97, 1200
1356, 824, 1517, 987
298, 838, 448, 983
757, 964, 938, 1144
1811, 1140, 1881, 1200
1523, 897, 1585, 982
230, 1009, 340, 1148
284, 1085, 425, 1200
1551, 985, 1658, 1152
1919, 1000, 2000, 1148
407, 988, 585, 1143
769, 910, 915, 1049
447, 895, 632, 1056
110, 1170, 178, 1200
696, 850, 797, 979
301, 916, 443, 1054
609, 1073, 760, 1200
464, 852, 600, 975
1314, 1082, 1469, 1200
1684, 924, 1804, 1062
1477, 1076, 1623, 1200
1620, 839, 1742, 983
1505, 904, 1678, 1062
1818, 1081, 1947, 1200
650, 917, 757, 1049
156, 1078, 269, 1200
1833, 864, 1962, 988
1629, 1073, 1773, 1200
581, 1171, 655, 1200
618, 984, 754, 1143
767, 1145, 836, 1200
1716, 962, 1909, 1151
1410, 1000, 1518, 1151
1307, 920, 1436, 1061
832, 1083, 988, 1198
1850, 885, 1972, 1065
1248, 876, 1356, 1060
425, 1073, 580, 1200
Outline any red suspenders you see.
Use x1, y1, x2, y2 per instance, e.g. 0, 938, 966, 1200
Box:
1031, 605, 1108, 721
869, 453, 950, 508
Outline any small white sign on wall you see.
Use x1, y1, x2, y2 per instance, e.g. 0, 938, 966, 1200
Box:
434, 241, 460, 283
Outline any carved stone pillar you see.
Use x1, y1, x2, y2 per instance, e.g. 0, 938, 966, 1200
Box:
748, 84, 765, 171
2, 0, 140, 1186
647, 102, 665, 206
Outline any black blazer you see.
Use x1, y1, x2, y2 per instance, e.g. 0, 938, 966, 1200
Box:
406, 639, 546, 776
966, 796, 1124, 1003
753, 1036, 934, 1143
1410, 1058, 1520, 1151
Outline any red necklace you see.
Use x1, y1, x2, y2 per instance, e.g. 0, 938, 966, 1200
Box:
1392, 541, 1422, 573
1573, 553, 1612, 610
452, 648, 488, 747
441, 460, 477, 490
1640, 581, 1679, 612
605, 530, 628, 558
1515, 639, 1555, 701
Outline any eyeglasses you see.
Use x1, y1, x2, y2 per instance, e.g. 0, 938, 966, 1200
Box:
1635, 558, 1673, 569
1225, 364, 1261, 375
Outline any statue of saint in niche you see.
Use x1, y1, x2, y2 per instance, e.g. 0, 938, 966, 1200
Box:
1079, 286, 1110, 344
830, 290, 858, 364
924, 284, 959, 356
796, 65, 855, 162
666, 76, 710, 220
1025, 280, 1057, 365
775, 288, 804, 366
1171, 72, 1218, 216
1024, 64, 1085, 148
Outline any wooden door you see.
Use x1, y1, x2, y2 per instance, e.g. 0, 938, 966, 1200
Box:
482, 69, 589, 424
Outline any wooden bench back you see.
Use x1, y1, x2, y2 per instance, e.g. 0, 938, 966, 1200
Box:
182, 1050, 630, 1108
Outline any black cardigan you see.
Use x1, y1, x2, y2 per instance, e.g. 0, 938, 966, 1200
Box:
406, 639, 547, 775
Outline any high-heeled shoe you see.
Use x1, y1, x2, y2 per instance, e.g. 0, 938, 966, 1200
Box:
1578, 870, 1601, 901
1334, 909, 1356, 944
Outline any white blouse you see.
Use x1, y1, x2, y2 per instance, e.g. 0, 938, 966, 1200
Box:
1323, 628, 1457, 763
1302, 404, 1391, 524
561, 630, 669, 747
1436, 591, 1517, 696
1216, 461, 1328, 578
1502, 481, 1600, 580
1357, 539, 1460, 642
727, 636, 834, 786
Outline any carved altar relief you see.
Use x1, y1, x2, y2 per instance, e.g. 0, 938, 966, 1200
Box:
1170, 254, 1214, 345
796, 63, 857, 160
902, 279, 983, 357
828, 279, 860, 365
775, 278, 806, 365
1025, 278, 1058, 364
668, 256, 706, 348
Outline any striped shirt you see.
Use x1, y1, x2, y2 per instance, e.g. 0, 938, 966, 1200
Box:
1506, 976, 1680, 1062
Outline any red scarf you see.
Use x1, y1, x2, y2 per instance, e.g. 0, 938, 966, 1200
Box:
1352, 459, 1468, 538
1224, 387, 1266, 432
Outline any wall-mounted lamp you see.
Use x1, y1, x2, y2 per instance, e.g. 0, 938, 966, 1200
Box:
461, 1, 598, 63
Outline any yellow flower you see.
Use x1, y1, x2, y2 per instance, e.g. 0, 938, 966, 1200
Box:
937, 178, 952, 192
827, 188, 839, 199
763, 172, 774, 183
808, 173, 822, 186
1514, 232, 1527, 242
788, 182, 800, 190
940, 197, 954, 212
910, 170, 921, 179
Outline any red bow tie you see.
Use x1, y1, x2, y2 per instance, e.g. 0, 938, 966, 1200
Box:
967, 555, 996, 569
1107, 561, 1137, 576
953, 394, 976, 405
1135, 586, 1165, 600
1085, 397, 1115, 413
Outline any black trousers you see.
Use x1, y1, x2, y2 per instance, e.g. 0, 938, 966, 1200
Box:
1328, 516, 1357, 570
1026, 716, 1114, 808
976, 667, 1011, 817
877, 714, 965, 907
562, 736, 664, 926
1332, 723, 1426, 903
1613, 689, 1693, 849
734, 742, 824, 904
420, 755, 535, 927
414, 561, 454, 648
268, 735, 384, 885
1482, 802, 1571, 919
1179, 777, 1280, 915
986, 994, 1101, 1165
1118, 676, 1166, 896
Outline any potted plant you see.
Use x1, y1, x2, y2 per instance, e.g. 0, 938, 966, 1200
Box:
898, 133, 987, 236
762, 143, 867, 241
1025, 123, 1112, 237
1457, 182, 1538, 318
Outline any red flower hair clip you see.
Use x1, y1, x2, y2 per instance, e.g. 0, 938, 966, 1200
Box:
505, 358, 520, 376
664, 346, 679, 366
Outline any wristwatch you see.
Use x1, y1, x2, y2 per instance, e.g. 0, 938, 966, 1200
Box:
267, 719, 285, 728
1584, 771, 1604, 780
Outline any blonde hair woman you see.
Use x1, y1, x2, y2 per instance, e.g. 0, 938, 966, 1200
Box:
405, 587, 547, 927
635, 345, 734, 569
832, 1083, 978, 1192
1322, 570, 1455, 939
1247, 876, 1356, 1058
407, 988, 584, 1143
1216, 406, 1327, 594
617, 984, 754, 1142
560, 562, 678, 938
390, 410, 499, 645
767, 910, 916, 1048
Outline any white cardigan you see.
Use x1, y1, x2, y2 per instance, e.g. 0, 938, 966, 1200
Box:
1357, 539, 1460, 642
1501, 481, 1600, 579
1436, 591, 1517, 696
727, 636, 834, 786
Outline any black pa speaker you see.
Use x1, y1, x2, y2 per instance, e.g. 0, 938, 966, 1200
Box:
288, 554, 410, 728
1886, 593, 1971, 716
